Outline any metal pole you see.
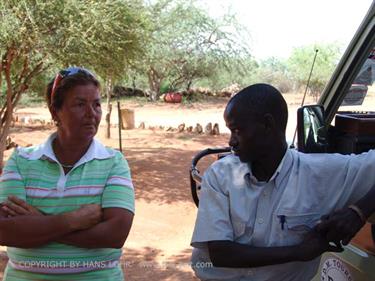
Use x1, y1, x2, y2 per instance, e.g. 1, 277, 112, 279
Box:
301, 49, 319, 107
117, 95, 123, 153
290, 49, 319, 149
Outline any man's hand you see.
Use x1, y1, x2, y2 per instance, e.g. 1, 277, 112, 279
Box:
63, 204, 102, 231
2, 196, 43, 216
316, 208, 365, 246
298, 229, 343, 261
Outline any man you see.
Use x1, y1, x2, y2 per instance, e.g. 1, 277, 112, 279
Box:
191, 83, 375, 281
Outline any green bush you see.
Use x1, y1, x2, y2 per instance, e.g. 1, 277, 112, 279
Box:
159, 81, 174, 94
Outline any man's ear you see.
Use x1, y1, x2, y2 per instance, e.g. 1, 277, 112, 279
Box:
263, 113, 276, 132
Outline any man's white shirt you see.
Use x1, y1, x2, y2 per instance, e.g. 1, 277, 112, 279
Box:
191, 149, 375, 281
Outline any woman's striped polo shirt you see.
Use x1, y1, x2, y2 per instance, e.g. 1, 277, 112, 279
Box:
0, 133, 135, 280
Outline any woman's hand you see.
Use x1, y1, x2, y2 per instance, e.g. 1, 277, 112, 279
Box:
63, 204, 103, 231
2, 195, 43, 216
2, 196, 102, 231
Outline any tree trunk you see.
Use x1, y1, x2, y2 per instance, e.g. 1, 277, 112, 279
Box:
0, 50, 15, 171
0, 49, 44, 172
147, 68, 162, 102
105, 78, 113, 139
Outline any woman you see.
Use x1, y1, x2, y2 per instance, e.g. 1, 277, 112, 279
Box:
0, 67, 135, 280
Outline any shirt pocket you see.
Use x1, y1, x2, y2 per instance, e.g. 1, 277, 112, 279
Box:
277, 213, 320, 245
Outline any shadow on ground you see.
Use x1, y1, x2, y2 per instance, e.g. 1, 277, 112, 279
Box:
122, 247, 197, 281
126, 148, 200, 204
126, 146, 226, 204
123, 131, 228, 204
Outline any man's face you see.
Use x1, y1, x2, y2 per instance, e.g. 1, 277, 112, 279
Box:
224, 102, 267, 163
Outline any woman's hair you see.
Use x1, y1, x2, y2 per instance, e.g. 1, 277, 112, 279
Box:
46, 69, 100, 111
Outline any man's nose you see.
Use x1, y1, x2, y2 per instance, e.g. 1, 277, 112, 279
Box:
229, 134, 238, 147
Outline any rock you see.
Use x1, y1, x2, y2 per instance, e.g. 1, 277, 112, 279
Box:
20, 116, 31, 124
178, 123, 185, 132
138, 122, 145, 129
194, 123, 203, 134
186, 126, 193, 133
112, 86, 146, 98
166, 126, 174, 132
213, 123, 220, 135
205, 122, 212, 134
33, 118, 43, 124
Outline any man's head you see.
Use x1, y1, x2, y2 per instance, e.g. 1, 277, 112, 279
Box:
224, 83, 288, 163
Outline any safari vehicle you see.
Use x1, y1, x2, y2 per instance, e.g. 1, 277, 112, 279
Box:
190, 2, 375, 280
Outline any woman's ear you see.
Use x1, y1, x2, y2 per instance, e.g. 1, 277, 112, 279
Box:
49, 106, 59, 125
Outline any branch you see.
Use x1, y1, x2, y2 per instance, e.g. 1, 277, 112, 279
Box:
0, 53, 4, 98
12, 61, 45, 109
0, 47, 16, 140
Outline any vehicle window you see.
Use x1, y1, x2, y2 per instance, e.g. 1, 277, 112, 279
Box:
338, 47, 375, 111
334, 44, 375, 254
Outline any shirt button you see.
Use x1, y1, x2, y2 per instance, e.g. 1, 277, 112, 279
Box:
258, 218, 264, 224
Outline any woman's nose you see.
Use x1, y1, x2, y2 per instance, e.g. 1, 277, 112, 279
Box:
85, 104, 96, 117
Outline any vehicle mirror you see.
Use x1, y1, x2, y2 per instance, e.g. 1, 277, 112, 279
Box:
297, 105, 327, 153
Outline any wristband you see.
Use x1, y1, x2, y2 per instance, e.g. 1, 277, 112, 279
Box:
348, 204, 367, 224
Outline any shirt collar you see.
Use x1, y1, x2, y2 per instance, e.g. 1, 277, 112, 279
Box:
243, 149, 293, 187
18, 132, 114, 166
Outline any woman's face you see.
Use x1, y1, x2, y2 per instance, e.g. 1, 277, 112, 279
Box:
54, 83, 102, 143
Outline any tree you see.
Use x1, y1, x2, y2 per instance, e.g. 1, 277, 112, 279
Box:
136, 0, 251, 100
0, 0, 148, 169
287, 43, 342, 99
195, 56, 258, 91
254, 57, 292, 93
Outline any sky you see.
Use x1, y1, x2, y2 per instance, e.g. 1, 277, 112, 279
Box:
200, 0, 373, 60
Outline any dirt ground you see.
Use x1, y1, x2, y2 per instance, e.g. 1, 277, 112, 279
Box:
0, 93, 333, 280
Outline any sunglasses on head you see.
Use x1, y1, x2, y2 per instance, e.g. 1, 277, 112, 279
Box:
50, 66, 95, 106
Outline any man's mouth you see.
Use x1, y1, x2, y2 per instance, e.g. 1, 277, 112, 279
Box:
84, 124, 96, 128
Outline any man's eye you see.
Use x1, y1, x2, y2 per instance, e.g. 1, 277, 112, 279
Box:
232, 129, 240, 134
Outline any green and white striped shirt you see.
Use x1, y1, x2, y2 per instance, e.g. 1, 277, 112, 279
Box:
0, 133, 135, 280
